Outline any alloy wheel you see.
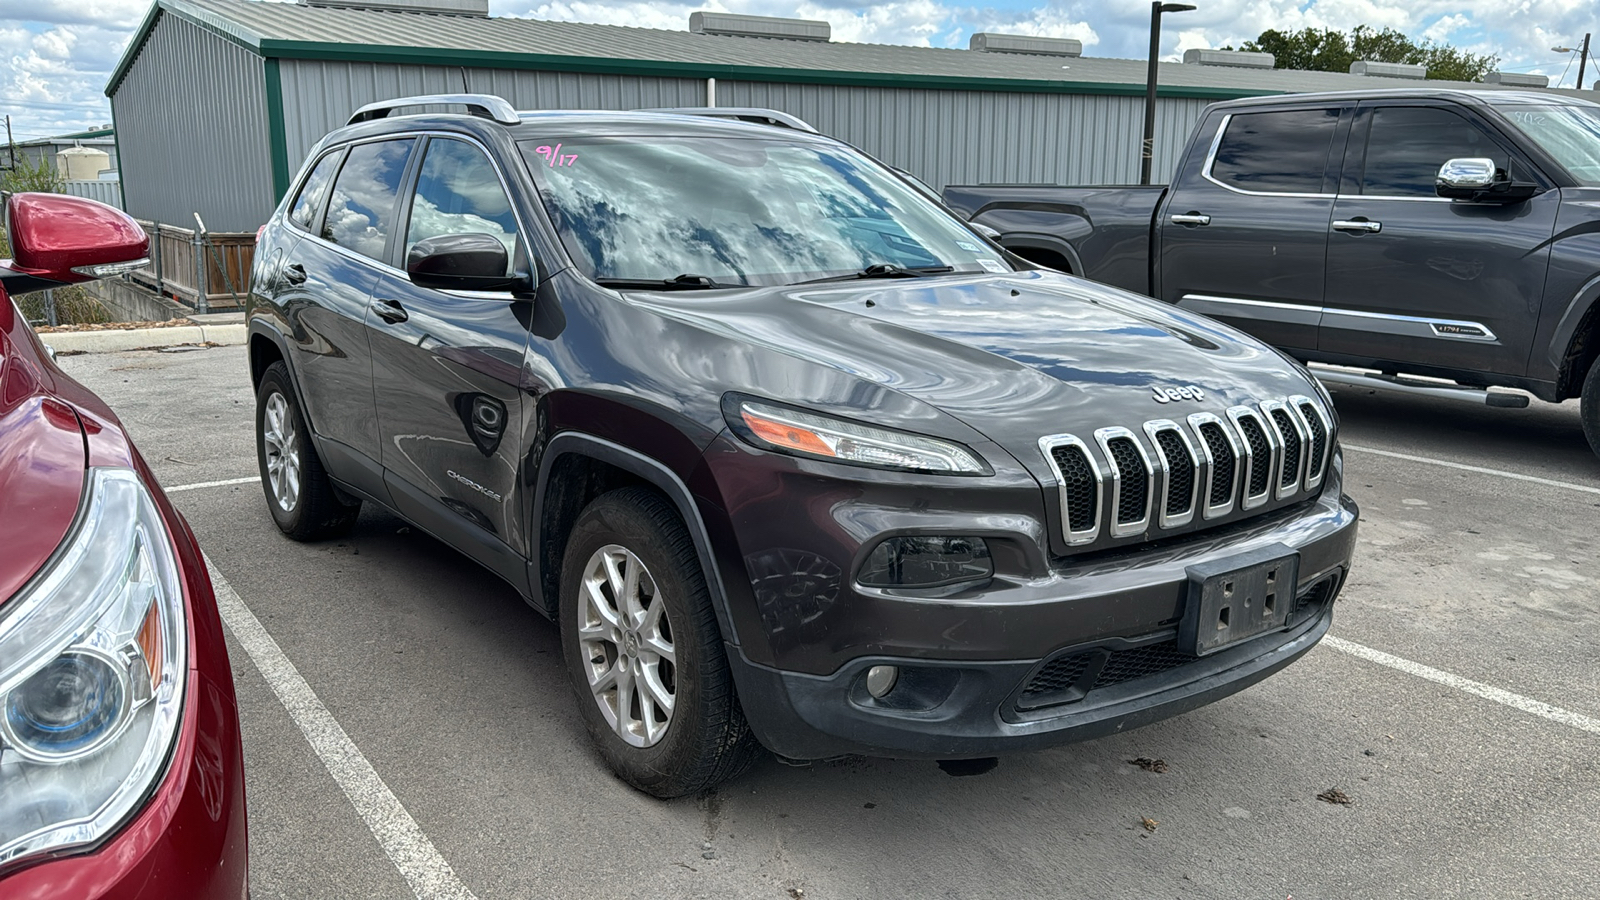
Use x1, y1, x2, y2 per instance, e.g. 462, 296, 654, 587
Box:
261, 391, 302, 513
577, 544, 677, 748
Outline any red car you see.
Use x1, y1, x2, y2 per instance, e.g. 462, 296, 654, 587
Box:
0, 193, 247, 898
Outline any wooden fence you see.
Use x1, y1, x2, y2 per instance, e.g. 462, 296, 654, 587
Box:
131, 219, 255, 312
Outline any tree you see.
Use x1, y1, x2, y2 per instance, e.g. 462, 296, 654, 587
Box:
1230, 26, 1498, 82
0, 149, 65, 194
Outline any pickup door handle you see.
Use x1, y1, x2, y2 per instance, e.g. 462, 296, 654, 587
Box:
1169, 213, 1211, 226
1332, 219, 1382, 234
369, 298, 409, 324
282, 263, 307, 285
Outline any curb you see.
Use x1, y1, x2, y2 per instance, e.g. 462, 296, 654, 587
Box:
41, 323, 247, 354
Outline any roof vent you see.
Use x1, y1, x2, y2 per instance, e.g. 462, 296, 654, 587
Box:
1350, 60, 1427, 79
1484, 71, 1550, 88
689, 12, 829, 42
1183, 49, 1275, 69
301, 0, 488, 16
969, 33, 1082, 57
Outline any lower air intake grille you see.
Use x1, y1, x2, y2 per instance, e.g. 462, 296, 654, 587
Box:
1051, 444, 1098, 532
1198, 422, 1234, 506
1154, 429, 1194, 517
1269, 408, 1301, 488
1105, 437, 1147, 524
1237, 416, 1273, 497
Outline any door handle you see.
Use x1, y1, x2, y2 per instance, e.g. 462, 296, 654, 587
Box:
282, 263, 307, 285
1170, 213, 1211, 226
1332, 219, 1382, 234
369, 298, 409, 324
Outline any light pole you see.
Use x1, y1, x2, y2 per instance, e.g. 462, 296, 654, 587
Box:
1553, 34, 1591, 90
1141, 2, 1196, 185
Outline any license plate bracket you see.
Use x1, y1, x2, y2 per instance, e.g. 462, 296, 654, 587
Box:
1180, 544, 1299, 657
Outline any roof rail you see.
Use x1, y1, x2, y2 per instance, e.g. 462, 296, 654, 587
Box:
640, 107, 819, 134
348, 94, 520, 126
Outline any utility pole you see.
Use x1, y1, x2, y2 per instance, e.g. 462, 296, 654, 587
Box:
4, 115, 14, 173
1141, 3, 1196, 185
1581, 33, 1591, 91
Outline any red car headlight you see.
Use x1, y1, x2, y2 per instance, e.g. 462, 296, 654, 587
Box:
0, 468, 188, 869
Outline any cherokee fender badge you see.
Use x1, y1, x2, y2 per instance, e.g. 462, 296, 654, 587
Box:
1151, 385, 1205, 404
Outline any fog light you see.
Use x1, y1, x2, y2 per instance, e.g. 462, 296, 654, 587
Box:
858, 536, 992, 588
865, 665, 899, 699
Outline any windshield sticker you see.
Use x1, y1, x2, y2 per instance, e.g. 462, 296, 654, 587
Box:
534, 144, 577, 168
955, 241, 982, 252
977, 258, 1007, 273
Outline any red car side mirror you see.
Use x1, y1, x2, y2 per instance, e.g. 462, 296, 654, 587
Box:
3, 192, 149, 286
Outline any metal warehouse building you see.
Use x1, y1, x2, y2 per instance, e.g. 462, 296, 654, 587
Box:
107, 0, 1541, 233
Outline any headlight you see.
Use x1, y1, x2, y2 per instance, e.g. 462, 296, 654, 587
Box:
0, 468, 187, 870
728, 399, 989, 475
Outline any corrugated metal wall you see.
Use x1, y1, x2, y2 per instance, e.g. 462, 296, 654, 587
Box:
61, 181, 124, 209
279, 62, 1208, 191
111, 14, 275, 232
719, 82, 1210, 189
278, 61, 707, 165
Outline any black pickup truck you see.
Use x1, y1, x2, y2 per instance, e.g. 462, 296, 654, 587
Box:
946, 89, 1600, 457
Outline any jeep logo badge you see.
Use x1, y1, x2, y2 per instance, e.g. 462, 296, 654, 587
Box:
1152, 385, 1205, 404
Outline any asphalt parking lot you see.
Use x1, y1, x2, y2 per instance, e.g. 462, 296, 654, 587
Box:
60, 344, 1600, 900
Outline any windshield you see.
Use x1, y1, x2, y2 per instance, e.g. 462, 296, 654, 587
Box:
519, 136, 1009, 286
1503, 104, 1600, 185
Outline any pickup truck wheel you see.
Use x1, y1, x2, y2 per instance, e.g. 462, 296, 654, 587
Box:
1583, 358, 1600, 459
255, 361, 360, 540
560, 487, 759, 798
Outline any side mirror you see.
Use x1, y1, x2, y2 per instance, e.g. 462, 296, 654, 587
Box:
1435, 158, 1537, 204
406, 233, 522, 292
0, 193, 148, 294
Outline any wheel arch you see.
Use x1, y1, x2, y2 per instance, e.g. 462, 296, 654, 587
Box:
1554, 291, 1600, 400
995, 233, 1083, 276
531, 432, 740, 648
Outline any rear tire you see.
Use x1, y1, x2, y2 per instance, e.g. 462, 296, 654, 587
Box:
1583, 357, 1600, 459
559, 487, 760, 798
255, 361, 360, 540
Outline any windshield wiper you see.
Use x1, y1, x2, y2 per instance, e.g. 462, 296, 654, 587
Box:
595, 274, 733, 291
793, 263, 955, 285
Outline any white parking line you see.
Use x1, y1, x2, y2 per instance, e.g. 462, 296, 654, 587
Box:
205, 557, 479, 900
1323, 635, 1600, 736
1342, 444, 1600, 497
167, 475, 260, 493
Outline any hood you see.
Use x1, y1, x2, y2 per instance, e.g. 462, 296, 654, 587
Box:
0, 326, 87, 605
636, 271, 1320, 456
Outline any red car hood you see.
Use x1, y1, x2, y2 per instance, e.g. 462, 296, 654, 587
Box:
0, 313, 88, 605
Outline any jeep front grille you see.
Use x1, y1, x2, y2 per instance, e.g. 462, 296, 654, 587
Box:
1038, 396, 1332, 547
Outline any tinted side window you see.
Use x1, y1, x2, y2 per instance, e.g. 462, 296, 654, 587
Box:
323, 139, 415, 261
288, 151, 341, 231
1359, 107, 1509, 197
405, 139, 519, 276
1210, 109, 1341, 194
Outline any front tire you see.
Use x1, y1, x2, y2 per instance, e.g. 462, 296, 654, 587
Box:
559, 487, 759, 798
1584, 357, 1600, 459
255, 361, 360, 540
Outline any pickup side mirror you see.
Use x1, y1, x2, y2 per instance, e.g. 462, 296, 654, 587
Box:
0, 193, 149, 294
1435, 158, 1538, 204
406, 233, 524, 292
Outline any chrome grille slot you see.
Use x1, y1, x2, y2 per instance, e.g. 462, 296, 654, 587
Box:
1292, 395, 1331, 491
1189, 413, 1240, 519
1263, 400, 1307, 500
1145, 420, 1198, 528
1038, 435, 1102, 546
1228, 407, 1278, 510
1095, 427, 1152, 538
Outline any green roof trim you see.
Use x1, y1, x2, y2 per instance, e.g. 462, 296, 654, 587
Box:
106, 0, 1278, 103
256, 39, 1274, 100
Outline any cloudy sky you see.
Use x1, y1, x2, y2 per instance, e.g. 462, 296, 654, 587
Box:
2, 0, 1596, 141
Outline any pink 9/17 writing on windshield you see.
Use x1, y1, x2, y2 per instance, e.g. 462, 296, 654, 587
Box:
535, 144, 577, 167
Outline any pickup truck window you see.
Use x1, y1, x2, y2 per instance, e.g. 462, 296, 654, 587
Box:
1209, 109, 1340, 194
1359, 107, 1507, 197
520, 137, 1007, 287
1503, 104, 1600, 186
